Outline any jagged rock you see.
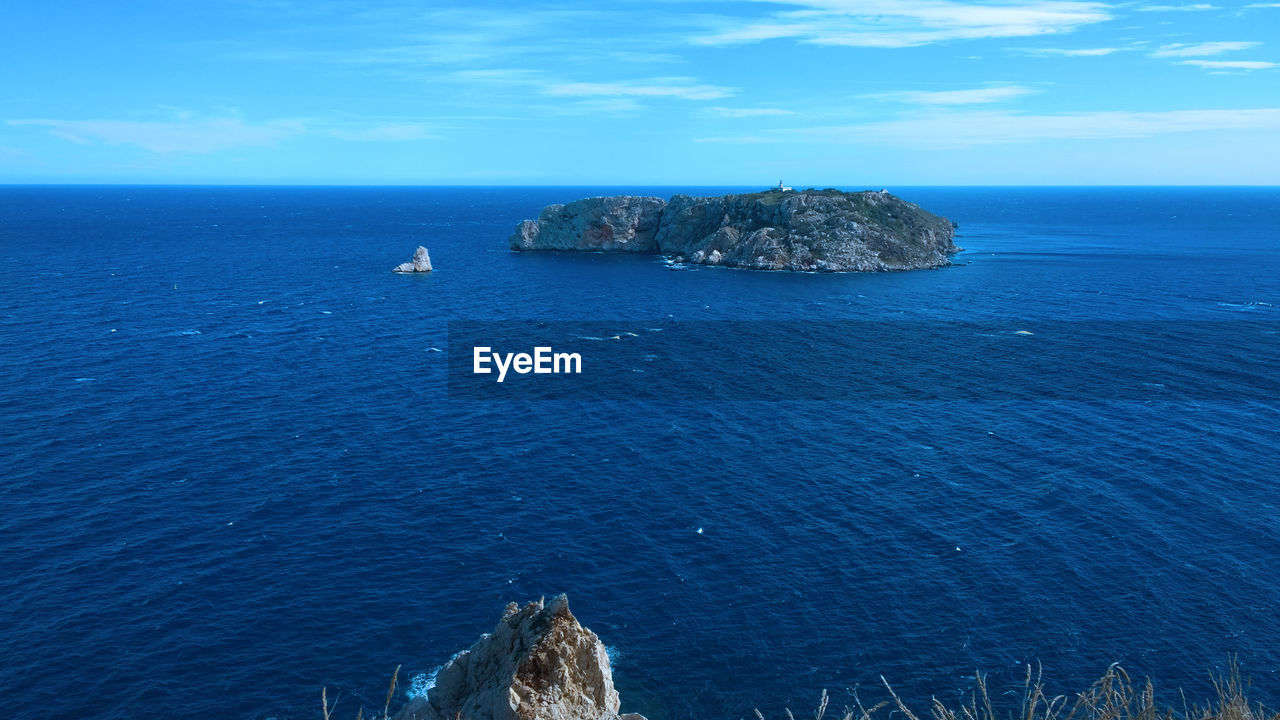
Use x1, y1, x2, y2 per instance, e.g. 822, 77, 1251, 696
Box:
510, 188, 960, 272
509, 196, 666, 252
394, 595, 639, 720
393, 246, 433, 273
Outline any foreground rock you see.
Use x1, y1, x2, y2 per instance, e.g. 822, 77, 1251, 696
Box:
510, 188, 959, 271
393, 246, 433, 273
394, 595, 642, 720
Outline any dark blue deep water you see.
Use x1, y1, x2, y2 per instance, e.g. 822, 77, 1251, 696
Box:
2, 186, 1278, 720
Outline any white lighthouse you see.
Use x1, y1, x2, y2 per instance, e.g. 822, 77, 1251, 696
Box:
777, 179, 792, 191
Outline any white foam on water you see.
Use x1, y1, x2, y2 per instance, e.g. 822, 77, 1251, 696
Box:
406, 667, 441, 700
605, 645, 621, 664
1216, 301, 1272, 311
320, 311, 332, 315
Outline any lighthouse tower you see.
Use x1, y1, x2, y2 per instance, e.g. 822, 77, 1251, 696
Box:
777, 179, 792, 191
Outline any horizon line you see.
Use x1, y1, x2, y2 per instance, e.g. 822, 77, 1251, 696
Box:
2, 182, 1279, 189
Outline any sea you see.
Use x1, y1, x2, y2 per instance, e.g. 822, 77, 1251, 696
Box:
1, 186, 1277, 720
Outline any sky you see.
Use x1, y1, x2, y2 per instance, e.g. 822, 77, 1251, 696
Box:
2, 0, 1278, 185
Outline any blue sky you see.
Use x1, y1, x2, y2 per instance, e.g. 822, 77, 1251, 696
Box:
2, 0, 1278, 184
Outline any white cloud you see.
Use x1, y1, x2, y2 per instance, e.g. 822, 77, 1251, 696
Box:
866, 86, 1038, 104
695, 108, 1280, 147
1180, 59, 1277, 69
545, 78, 734, 100
1134, 3, 1218, 10
705, 106, 796, 117
5, 117, 303, 153
1023, 46, 1121, 55
1151, 41, 1261, 57
1245, 2, 1280, 6
695, 0, 1112, 48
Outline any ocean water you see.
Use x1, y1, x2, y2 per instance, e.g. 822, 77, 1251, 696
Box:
1, 186, 1277, 720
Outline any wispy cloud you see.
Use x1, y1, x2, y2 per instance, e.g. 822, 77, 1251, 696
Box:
1146, 41, 1273, 71
705, 106, 796, 118
5, 117, 304, 153
327, 123, 435, 141
545, 78, 735, 101
695, 0, 1112, 48
232, 7, 695, 78
552, 99, 648, 116
1151, 41, 1261, 57
452, 68, 544, 83
1134, 3, 1218, 10
1020, 46, 1122, 55
865, 85, 1038, 105
1179, 59, 1277, 69
6, 115, 438, 152
1244, 2, 1280, 6
606, 51, 686, 64
695, 108, 1280, 147
442, 68, 735, 115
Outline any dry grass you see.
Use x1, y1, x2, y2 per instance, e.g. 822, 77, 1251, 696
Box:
323, 664, 400, 720
332, 660, 1275, 720
761, 661, 1277, 720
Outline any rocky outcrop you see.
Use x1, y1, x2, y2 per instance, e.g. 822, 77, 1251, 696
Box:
394, 595, 641, 720
394, 246, 433, 273
510, 196, 666, 252
509, 189, 959, 272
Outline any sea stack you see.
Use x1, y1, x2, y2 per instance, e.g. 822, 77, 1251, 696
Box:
393, 246, 433, 273
394, 595, 642, 720
510, 188, 959, 272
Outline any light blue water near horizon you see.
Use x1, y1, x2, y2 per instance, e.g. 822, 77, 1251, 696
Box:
1, 186, 1278, 720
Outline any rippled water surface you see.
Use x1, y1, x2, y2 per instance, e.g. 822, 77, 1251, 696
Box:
1, 186, 1278, 720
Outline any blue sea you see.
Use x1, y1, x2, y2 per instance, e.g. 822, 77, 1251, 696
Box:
1, 186, 1277, 720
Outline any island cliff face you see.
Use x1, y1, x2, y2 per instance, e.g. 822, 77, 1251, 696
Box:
509, 189, 959, 272
511, 196, 665, 253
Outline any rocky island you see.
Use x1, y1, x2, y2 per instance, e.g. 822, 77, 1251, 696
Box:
392, 595, 640, 720
393, 246, 433, 273
510, 188, 958, 272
